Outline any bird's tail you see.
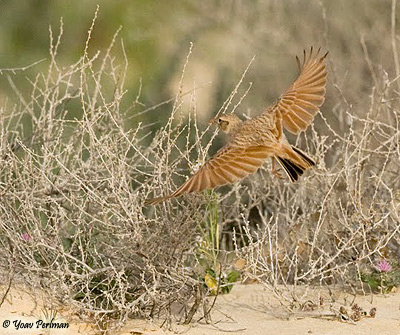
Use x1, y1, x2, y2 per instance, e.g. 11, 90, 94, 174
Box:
276, 146, 315, 182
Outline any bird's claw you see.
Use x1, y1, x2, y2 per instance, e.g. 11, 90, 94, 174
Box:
272, 168, 283, 179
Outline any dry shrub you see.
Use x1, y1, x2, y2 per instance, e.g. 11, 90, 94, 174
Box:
0, 18, 213, 332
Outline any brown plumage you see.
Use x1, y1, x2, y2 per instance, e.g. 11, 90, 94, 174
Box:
147, 47, 328, 205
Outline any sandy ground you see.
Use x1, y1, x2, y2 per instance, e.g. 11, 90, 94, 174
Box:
0, 284, 399, 335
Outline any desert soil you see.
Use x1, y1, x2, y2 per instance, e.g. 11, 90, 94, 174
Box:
0, 284, 399, 335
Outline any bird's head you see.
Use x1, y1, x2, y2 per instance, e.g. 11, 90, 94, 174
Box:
209, 114, 242, 134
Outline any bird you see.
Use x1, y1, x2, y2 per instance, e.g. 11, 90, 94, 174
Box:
146, 47, 328, 205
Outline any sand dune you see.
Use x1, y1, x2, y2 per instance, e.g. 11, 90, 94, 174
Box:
1, 284, 399, 335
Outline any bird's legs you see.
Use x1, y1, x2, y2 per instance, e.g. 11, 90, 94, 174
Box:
271, 157, 283, 179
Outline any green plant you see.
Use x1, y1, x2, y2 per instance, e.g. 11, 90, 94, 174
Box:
361, 260, 400, 293
195, 190, 240, 295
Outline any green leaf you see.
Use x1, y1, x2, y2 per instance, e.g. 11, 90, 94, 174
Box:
222, 270, 240, 294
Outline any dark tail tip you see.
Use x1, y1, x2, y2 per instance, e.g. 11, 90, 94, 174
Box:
291, 146, 316, 167
276, 157, 304, 183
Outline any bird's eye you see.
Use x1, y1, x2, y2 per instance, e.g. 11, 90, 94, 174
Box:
218, 118, 222, 123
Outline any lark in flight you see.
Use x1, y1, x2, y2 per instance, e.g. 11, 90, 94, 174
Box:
147, 47, 328, 205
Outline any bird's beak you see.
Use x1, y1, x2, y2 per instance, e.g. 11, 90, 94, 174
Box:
208, 117, 217, 125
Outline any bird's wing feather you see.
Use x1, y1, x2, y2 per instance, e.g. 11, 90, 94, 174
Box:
146, 144, 272, 204
264, 47, 328, 135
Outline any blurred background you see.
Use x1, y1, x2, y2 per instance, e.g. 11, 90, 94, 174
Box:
0, 0, 396, 134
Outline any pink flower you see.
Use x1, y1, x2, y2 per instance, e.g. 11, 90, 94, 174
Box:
376, 260, 392, 273
22, 232, 31, 242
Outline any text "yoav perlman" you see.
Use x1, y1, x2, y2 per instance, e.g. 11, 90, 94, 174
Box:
13, 319, 69, 330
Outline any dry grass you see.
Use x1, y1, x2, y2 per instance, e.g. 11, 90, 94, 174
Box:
1, 3, 400, 333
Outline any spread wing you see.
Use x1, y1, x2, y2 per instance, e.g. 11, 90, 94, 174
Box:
265, 47, 328, 134
146, 145, 272, 205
